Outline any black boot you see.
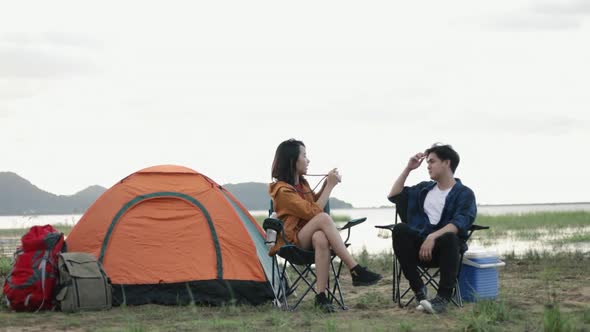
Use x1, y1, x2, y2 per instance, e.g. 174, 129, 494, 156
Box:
350, 265, 383, 286
314, 292, 336, 313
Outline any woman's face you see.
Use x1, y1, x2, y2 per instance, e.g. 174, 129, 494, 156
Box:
295, 145, 309, 177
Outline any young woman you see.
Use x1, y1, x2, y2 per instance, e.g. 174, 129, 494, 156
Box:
269, 139, 382, 312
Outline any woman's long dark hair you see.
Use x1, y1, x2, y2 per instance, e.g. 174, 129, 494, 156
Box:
271, 139, 305, 185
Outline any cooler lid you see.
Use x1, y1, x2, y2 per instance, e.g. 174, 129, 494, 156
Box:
464, 247, 498, 259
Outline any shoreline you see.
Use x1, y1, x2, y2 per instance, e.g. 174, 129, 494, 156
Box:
2, 202, 590, 217
355, 202, 590, 210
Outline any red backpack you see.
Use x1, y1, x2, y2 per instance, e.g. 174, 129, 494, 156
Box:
3, 225, 66, 311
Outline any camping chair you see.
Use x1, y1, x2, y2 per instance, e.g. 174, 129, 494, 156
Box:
263, 201, 365, 311
375, 199, 488, 308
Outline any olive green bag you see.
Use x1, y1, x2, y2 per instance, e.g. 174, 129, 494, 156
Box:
56, 252, 112, 312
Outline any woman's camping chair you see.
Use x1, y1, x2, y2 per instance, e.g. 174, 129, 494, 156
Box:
263, 201, 365, 311
375, 199, 488, 308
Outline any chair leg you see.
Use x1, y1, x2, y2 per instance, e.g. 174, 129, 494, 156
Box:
328, 258, 348, 310
424, 268, 440, 290
399, 265, 424, 308
271, 256, 289, 309
280, 259, 315, 310
392, 253, 397, 303
393, 258, 405, 308
450, 278, 463, 308
279, 259, 292, 309
333, 257, 344, 303
282, 260, 349, 311
399, 267, 439, 308
274, 246, 352, 312
391, 251, 465, 309
399, 287, 415, 308
287, 264, 317, 310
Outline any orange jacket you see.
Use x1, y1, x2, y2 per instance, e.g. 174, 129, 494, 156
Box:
268, 178, 325, 256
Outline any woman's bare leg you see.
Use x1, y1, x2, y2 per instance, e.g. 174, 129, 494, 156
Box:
297, 213, 357, 269
312, 231, 330, 293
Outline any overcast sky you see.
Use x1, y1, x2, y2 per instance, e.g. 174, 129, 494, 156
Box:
1, 1, 588, 207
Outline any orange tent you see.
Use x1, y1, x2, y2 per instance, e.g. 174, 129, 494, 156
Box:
67, 165, 275, 305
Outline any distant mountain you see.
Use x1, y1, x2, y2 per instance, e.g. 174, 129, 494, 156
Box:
222, 182, 353, 210
0, 172, 353, 215
0, 172, 106, 215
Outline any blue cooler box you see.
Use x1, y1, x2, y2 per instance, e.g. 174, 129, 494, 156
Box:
458, 249, 505, 302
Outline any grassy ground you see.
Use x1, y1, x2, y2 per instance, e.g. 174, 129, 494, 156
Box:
475, 211, 590, 230
473, 211, 590, 236
1, 251, 589, 331
1, 211, 589, 331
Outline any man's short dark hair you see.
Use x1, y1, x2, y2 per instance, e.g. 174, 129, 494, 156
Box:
425, 143, 460, 174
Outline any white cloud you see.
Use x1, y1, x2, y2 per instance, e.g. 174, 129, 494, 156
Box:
480, 0, 590, 31
0, 1, 588, 206
0, 46, 97, 79
492, 14, 581, 30
532, 0, 590, 16
0, 32, 103, 49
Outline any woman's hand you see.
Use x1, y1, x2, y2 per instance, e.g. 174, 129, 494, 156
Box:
326, 168, 342, 187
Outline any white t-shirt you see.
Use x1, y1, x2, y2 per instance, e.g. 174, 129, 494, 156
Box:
424, 185, 452, 225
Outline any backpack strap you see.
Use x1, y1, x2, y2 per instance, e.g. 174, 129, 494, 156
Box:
35, 250, 50, 312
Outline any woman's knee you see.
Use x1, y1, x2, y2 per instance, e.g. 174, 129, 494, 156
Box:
318, 212, 332, 221
311, 231, 329, 250
314, 212, 333, 227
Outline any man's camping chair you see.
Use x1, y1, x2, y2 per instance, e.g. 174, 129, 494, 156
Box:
375, 199, 488, 308
263, 201, 365, 311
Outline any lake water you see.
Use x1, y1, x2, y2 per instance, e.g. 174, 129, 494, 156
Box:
1, 203, 589, 256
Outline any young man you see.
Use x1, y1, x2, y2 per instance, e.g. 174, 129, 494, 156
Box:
387, 143, 477, 314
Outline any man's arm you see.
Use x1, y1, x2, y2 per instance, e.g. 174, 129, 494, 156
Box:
448, 189, 477, 237
388, 152, 426, 199
419, 189, 476, 262
418, 224, 459, 262
419, 223, 459, 262
388, 167, 411, 198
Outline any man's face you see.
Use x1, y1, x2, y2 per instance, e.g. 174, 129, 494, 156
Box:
426, 152, 449, 181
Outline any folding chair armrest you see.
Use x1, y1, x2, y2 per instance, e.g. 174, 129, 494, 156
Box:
337, 217, 366, 245
338, 217, 366, 231
263, 218, 283, 232
469, 224, 489, 231
374, 224, 395, 232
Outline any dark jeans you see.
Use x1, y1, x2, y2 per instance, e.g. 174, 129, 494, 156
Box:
392, 223, 461, 299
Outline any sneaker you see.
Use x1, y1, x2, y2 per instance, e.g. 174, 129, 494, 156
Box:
314, 292, 336, 313
415, 286, 428, 311
350, 265, 383, 286
420, 295, 450, 314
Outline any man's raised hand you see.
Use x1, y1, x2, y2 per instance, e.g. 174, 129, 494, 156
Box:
407, 152, 426, 171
